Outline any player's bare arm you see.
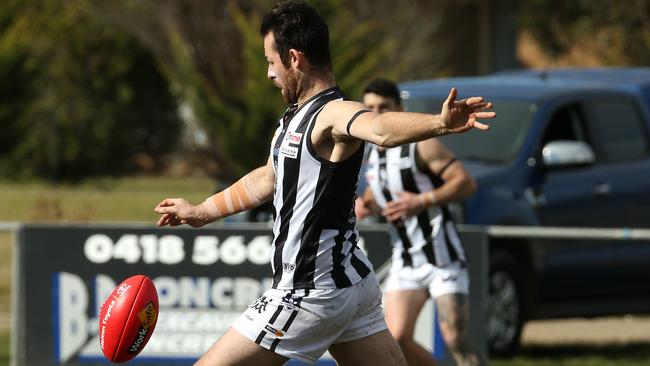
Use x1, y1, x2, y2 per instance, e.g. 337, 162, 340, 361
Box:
327, 87, 494, 149
154, 157, 275, 227
382, 140, 477, 222
417, 139, 477, 205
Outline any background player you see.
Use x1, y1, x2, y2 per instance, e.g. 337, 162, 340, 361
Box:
357, 78, 485, 365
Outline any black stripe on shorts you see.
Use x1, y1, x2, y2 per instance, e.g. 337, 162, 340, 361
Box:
282, 310, 299, 332
255, 330, 266, 345
270, 338, 281, 352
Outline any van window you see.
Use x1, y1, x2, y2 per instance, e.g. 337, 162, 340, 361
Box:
588, 99, 648, 163
403, 98, 536, 163
541, 104, 591, 147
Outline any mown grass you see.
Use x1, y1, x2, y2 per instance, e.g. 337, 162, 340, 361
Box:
0, 176, 216, 222
491, 343, 650, 366
0, 330, 8, 366
1, 232, 13, 366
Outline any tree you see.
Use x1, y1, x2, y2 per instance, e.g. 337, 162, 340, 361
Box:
0, 0, 182, 181
95, 0, 465, 181
519, 0, 650, 66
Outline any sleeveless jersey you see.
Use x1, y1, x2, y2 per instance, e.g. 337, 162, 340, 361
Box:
365, 143, 467, 268
270, 87, 372, 290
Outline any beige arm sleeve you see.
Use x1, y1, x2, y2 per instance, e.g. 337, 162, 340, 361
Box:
201, 173, 264, 219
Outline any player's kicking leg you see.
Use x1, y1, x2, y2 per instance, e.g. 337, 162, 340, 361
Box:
328, 329, 407, 366
194, 327, 288, 366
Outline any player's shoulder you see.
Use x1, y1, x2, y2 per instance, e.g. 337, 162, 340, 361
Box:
322, 100, 366, 114
320, 100, 371, 126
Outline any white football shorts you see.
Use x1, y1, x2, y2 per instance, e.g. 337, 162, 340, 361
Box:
232, 272, 387, 364
384, 262, 469, 298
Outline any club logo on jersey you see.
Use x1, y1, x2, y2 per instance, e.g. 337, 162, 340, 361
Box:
282, 263, 295, 273
280, 145, 299, 159
265, 325, 284, 337
285, 132, 303, 145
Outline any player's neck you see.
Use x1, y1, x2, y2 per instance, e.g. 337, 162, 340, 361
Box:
297, 73, 336, 107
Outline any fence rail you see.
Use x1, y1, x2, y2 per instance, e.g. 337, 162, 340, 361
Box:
0, 222, 20, 232
483, 225, 650, 240
4, 222, 650, 241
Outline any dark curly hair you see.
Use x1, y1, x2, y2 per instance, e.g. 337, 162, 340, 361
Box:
260, 1, 332, 71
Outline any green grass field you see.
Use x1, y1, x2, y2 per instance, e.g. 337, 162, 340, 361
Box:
0, 176, 216, 223
491, 343, 650, 366
1, 176, 649, 365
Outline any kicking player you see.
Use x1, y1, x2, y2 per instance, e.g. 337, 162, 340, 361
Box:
154, 1, 494, 365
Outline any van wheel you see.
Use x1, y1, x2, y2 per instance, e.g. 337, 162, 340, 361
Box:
487, 250, 525, 357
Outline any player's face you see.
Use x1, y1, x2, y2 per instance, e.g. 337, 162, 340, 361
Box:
264, 32, 299, 104
363, 93, 402, 113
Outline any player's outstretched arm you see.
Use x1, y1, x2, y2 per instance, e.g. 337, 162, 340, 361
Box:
330, 88, 495, 147
154, 157, 275, 227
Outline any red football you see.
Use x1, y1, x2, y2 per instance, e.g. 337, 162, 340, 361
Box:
98, 275, 159, 363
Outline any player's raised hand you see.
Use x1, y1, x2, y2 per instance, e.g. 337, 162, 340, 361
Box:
154, 198, 211, 227
441, 87, 495, 133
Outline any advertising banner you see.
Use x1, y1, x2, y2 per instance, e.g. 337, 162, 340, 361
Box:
13, 223, 485, 365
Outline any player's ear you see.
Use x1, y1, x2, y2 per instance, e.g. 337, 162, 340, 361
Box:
289, 48, 305, 69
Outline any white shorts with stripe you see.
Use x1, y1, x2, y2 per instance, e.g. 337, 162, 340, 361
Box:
232, 272, 387, 364
384, 262, 469, 298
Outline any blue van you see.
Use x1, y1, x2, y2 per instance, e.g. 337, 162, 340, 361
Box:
399, 69, 650, 356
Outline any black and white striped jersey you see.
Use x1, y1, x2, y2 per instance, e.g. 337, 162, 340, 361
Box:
365, 143, 467, 268
269, 87, 372, 290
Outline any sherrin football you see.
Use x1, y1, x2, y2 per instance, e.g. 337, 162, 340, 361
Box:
98, 275, 159, 363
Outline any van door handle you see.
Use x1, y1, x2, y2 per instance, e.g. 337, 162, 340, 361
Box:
593, 182, 611, 195
524, 187, 546, 207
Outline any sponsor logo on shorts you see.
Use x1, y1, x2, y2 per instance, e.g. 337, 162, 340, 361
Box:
264, 325, 284, 337
249, 296, 271, 314
280, 295, 302, 310
442, 275, 458, 283
282, 263, 295, 273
